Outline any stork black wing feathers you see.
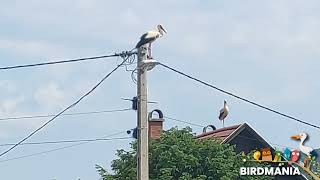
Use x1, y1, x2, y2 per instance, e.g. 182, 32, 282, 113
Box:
135, 33, 157, 48
218, 111, 224, 120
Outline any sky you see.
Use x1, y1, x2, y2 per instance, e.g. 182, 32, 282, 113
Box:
1, 0, 320, 179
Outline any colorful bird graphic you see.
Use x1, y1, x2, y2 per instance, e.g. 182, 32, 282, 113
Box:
291, 133, 318, 169
241, 151, 247, 162
291, 133, 317, 158
283, 148, 291, 160
261, 147, 272, 161
291, 150, 300, 163
273, 150, 282, 162
253, 151, 261, 161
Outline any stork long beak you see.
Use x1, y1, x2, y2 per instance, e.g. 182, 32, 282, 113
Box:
161, 27, 167, 34
159, 25, 167, 33
291, 135, 301, 140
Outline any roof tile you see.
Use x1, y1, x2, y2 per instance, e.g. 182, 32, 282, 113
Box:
196, 124, 241, 140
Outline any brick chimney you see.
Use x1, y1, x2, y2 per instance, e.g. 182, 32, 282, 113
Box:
148, 109, 164, 139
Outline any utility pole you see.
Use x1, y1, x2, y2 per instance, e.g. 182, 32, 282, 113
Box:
137, 44, 149, 180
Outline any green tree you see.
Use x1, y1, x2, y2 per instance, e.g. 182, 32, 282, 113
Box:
97, 127, 271, 180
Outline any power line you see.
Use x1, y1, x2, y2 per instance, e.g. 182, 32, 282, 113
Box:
159, 62, 320, 130
0, 55, 132, 158
164, 116, 203, 128
0, 108, 132, 122
0, 137, 131, 147
0, 131, 131, 163
0, 52, 135, 71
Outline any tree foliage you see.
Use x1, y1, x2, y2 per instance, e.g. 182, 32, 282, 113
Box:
97, 127, 272, 180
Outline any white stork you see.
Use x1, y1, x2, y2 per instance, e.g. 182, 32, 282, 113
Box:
291, 133, 316, 157
135, 24, 167, 59
218, 100, 229, 127
291, 132, 317, 168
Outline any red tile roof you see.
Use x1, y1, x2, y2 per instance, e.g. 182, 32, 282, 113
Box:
196, 124, 241, 141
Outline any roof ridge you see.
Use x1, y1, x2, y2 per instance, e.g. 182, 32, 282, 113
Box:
196, 124, 242, 139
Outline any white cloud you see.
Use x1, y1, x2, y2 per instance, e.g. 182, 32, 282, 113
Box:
0, 96, 25, 116
34, 82, 67, 112
0, 80, 17, 94
0, 39, 70, 59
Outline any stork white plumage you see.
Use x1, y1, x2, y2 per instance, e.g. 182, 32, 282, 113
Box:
291, 133, 315, 157
135, 24, 167, 59
218, 100, 229, 127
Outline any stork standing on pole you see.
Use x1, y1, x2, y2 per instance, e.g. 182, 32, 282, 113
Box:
135, 24, 167, 59
135, 25, 166, 180
218, 100, 229, 127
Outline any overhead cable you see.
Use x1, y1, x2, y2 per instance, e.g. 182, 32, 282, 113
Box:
0, 108, 132, 122
0, 131, 131, 163
159, 62, 320, 130
0, 51, 135, 70
0, 54, 133, 158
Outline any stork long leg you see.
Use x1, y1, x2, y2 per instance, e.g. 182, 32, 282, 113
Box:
148, 43, 152, 59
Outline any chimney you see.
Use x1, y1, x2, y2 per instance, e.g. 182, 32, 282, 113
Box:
148, 109, 164, 139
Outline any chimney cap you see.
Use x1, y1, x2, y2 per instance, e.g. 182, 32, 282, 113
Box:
148, 109, 164, 121
203, 125, 216, 133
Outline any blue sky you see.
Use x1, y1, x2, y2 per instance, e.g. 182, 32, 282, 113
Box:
1, 0, 320, 179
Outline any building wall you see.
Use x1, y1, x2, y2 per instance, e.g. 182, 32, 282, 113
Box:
228, 128, 268, 154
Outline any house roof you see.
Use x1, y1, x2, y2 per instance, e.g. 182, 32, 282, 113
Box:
195, 123, 308, 180
196, 124, 242, 141
196, 123, 271, 147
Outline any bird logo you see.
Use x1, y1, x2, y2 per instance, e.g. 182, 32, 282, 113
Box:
218, 100, 229, 127
253, 151, 261, 161
291, 132, 317, 168
273, 150, 283, 162
283, 148, 291, 160
290, 150, 300, 164
261, 147, 272, 161
291, 133, 317, 158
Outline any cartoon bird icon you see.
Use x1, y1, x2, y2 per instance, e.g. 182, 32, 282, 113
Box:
273, 150, 282, 162
291, 150, 300, 163
261, 147, 272, 161
253, 151, 261, 161
241, 151, 247, 162
291, 133, 317, 158
283, 148, 291, 160
218, 100, 229, 127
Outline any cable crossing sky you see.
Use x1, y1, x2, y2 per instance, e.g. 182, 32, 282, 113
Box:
0, 51, 135, 70
0, 137, 131, 147
0, 53, 135, 158
0, 131, 131, 163
158, 62, 320, 130
0, 50, 317, 163
0, 108, 132, 122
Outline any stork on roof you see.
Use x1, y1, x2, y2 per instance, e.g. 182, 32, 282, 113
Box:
218, 100, 229, 127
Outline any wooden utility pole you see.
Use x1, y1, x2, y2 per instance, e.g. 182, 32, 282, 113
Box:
137, 44, 149, 180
